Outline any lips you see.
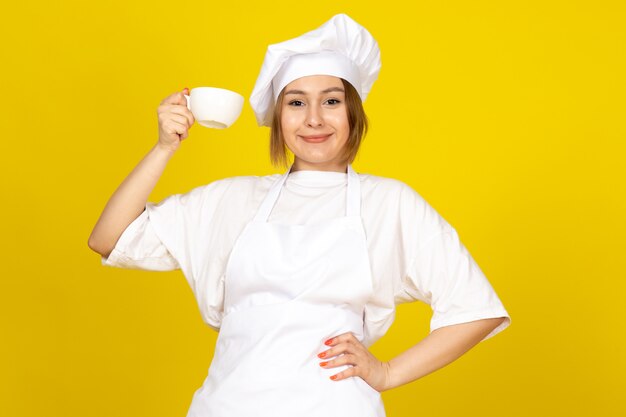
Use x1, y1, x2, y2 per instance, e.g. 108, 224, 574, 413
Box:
300, 133, 332, 143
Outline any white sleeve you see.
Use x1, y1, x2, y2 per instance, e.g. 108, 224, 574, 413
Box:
101, 207, 180, 271
100, 183, 209, 284
403, 225, 511, 341
397, 185, 511, 342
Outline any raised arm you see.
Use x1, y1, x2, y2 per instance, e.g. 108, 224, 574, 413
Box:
87, 88, 195, 258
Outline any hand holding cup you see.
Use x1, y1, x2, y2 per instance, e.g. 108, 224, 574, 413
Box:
157, 87, 244, 154
157, 88, 195, 153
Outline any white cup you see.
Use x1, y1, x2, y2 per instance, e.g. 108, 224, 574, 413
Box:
184, 87, 244, 129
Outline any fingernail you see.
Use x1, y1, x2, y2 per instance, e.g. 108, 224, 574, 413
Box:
330, 375, 338, 380
318, 352, 326, 358
319, 361, 328, 367
325, 339, 333, 345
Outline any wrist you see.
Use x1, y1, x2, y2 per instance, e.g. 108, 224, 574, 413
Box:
380, 360, 394, 392
153, 142, 178, 158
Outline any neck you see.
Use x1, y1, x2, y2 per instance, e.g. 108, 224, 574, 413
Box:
291, 159, 348, 173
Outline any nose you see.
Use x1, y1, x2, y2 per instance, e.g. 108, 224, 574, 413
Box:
305, 104, 323, 127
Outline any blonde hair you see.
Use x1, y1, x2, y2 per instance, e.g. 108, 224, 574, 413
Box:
269, 79, 369, 168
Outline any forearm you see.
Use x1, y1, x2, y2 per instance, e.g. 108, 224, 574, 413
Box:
384, 317, 506, 390
88, 143, 175, 257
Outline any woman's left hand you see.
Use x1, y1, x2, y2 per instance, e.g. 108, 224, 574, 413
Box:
317, 332, 391, 392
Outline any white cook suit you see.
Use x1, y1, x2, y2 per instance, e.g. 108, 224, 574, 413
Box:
102, 167, 511, 415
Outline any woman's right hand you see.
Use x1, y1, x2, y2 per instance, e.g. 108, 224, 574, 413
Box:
157, 88, 196, 153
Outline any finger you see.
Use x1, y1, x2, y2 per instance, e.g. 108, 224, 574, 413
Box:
324, 332, 357, 347
318, 341, 352, 359
159, 103, 195, 128
319, 353, 357, 369
159, 101, 190, 115
168, 105, 195, 127
167, 113, 192, 129
329, 366, 358, 382
163, 119, 188, 137
161, 89, 189, 106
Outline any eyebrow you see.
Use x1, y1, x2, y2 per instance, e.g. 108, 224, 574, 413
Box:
284, 87, 345, 95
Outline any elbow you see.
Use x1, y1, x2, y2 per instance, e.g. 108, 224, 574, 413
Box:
488, 317, 509, 334
87, 234, 112, 259
494, 316, 507, 325
473, 317, 507, 334
488, 317, 507, 328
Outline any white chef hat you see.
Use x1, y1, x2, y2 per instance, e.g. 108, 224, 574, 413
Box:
249, 13, 381, 127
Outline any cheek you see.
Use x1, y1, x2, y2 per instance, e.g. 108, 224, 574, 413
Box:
281, 113, 300, 134
280, 120, 297, 149
332, 115, 350, 139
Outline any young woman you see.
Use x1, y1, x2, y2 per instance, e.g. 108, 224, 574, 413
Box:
89, 13, 511, 417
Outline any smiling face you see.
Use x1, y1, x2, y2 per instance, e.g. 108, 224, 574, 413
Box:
279, 75, 351, 172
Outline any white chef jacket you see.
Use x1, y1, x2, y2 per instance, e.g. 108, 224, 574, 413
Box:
102, 170, 511, 347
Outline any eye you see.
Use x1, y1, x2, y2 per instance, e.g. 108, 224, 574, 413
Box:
325, 98, 341, 105
287, 100, 304, 107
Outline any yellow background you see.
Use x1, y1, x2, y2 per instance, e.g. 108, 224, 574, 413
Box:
2, 0, 624, 415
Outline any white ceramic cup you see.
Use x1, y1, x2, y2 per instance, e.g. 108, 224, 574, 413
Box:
184, 87, 244, 129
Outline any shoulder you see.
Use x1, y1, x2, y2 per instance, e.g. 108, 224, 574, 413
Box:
148, 172, 282, 230
216, 173, 281, 191
175, 173, 280, 202
148, 173, 279, 217
357, 171, 453, 236
357, 172, 429, 207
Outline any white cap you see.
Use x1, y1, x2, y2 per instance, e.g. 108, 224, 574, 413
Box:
249, 13, 381, 127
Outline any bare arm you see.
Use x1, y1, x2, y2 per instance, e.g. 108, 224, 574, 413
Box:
319, 317, 507, 392
87, 144, 175, 257
88, 88, 195, 258
384, 317, 507, 390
